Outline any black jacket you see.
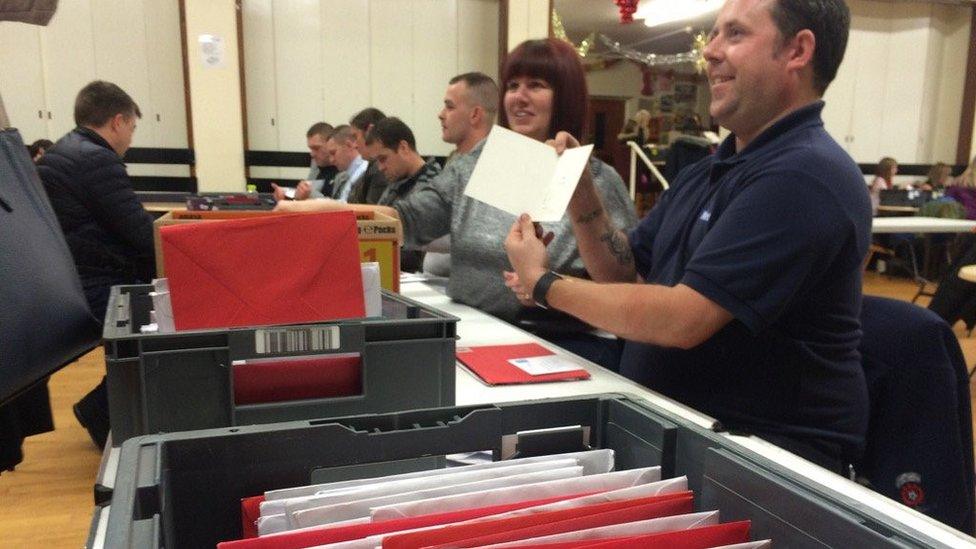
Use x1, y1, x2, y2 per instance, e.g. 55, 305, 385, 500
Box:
37, 127, 155, 291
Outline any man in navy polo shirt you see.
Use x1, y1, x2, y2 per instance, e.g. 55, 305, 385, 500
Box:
505, 0, 870, 472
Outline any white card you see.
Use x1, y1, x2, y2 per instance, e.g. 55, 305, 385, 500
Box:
508, 354, 586, 376
464, 125, 594, 222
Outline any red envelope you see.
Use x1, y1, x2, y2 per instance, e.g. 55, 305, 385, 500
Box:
384, 492, 693, 549
217, 492, 599, 549
232, 355, 362, 405
161, 211, 365, 330
517, 520, 751, 548
456, 343, 590, 385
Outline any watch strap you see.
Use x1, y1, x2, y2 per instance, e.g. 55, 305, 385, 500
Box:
532, 271, 564, 309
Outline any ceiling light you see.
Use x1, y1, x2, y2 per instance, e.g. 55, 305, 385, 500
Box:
636, 0, 723, 28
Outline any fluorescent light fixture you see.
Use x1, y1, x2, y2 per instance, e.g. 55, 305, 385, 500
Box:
636, 0, 723, 28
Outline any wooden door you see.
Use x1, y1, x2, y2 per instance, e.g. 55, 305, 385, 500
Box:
587, 97, 628, 184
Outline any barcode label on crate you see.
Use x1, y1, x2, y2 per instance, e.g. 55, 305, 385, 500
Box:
254, 326, 340, 354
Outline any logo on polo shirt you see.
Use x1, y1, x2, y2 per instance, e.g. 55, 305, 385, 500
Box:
896, 472, 925, 507
699, 210, 711, 222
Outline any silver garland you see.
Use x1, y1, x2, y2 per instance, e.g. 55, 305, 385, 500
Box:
598, 33, 702, 68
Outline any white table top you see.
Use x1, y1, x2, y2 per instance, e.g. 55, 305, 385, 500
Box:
399, 277, 715, 429
872, 216, 976, 233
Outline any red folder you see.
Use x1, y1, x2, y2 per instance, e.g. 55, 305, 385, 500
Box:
161, 211, 365, 331
218, 491, 599, 549
232, 355, 361, 405
383, 492, 693, 549
456, 343, 590, 385
511, 521, 752, 548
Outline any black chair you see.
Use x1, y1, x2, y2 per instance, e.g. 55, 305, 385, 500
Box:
858, 296, 975, 534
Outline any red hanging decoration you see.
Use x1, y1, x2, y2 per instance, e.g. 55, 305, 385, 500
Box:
615, 0, 640, 23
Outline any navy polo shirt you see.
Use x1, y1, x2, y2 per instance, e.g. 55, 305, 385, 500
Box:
621, 101, 872, 461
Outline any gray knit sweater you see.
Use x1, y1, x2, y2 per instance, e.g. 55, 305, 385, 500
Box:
394, 139, 638, 322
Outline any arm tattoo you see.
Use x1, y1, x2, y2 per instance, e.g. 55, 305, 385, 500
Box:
599, 223, 634, 266
575, 208, 603, 224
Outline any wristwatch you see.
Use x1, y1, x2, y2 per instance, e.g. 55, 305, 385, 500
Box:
532, 271, 564, 309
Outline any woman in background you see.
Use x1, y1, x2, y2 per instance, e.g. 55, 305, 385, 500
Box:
869, 156, 897, 215
919, 162, 950, 192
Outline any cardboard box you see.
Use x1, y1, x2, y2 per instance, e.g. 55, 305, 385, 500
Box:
153, 210, 403, 291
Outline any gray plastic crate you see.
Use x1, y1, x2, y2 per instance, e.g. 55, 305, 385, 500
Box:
94, 395, 952, 548
102, 284, 457, 446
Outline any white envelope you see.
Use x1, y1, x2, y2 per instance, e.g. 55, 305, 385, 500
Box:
464, 125, 594, 222
263, 449, 614, 502
370, 466, 661, 523
468, 510, 719, 548
290, 466, 585, 529
283, 459, 579, 518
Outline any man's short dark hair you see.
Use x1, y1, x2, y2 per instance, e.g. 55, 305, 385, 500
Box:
365, 117, 416, 152
449, 72, 499, 117
329, 124, 358, 146
74, 80, 142, 127
306, 122, 334, 140
768, 0, 850, 95
349, 108, 386, 132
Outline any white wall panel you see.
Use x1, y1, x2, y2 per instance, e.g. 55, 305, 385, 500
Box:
847, 0, 891, 162
878, 2, 931, 162
243, 0, 278, 151
915, 4, 944, 162
320, 0, 371, 125
0, 24, 47, 141
458, 0, 499, 81
273, 0, 323, 151
40, 0, 96, 138
413, 0, 458, 156
145, 0, 189, 148
932, 4, 970, 163
91, 0, 152, 147
243, 0, 499, 155
370, 0, 415, 123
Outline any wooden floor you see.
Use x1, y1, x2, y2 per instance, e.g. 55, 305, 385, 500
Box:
1, 272, 975, 548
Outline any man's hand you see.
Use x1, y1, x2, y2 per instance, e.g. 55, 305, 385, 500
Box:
504, 213, 553, 299
271, 183, 286, 202
295, 180, 312, 200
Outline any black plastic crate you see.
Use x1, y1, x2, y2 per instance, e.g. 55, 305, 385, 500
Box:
102, 284, 457, 445
94, 395, 948, 548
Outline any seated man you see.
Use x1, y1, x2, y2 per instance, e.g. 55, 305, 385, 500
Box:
505, 0, 871, 472
366, 116, 442, 271
326, 125, 371, 203
37, 80, 155, 448
348, 107, 389, 204
272, 122, 338, 201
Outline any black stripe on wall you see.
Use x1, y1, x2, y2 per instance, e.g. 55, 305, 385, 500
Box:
130, 176, 197, 193
124, 147, 194, 165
